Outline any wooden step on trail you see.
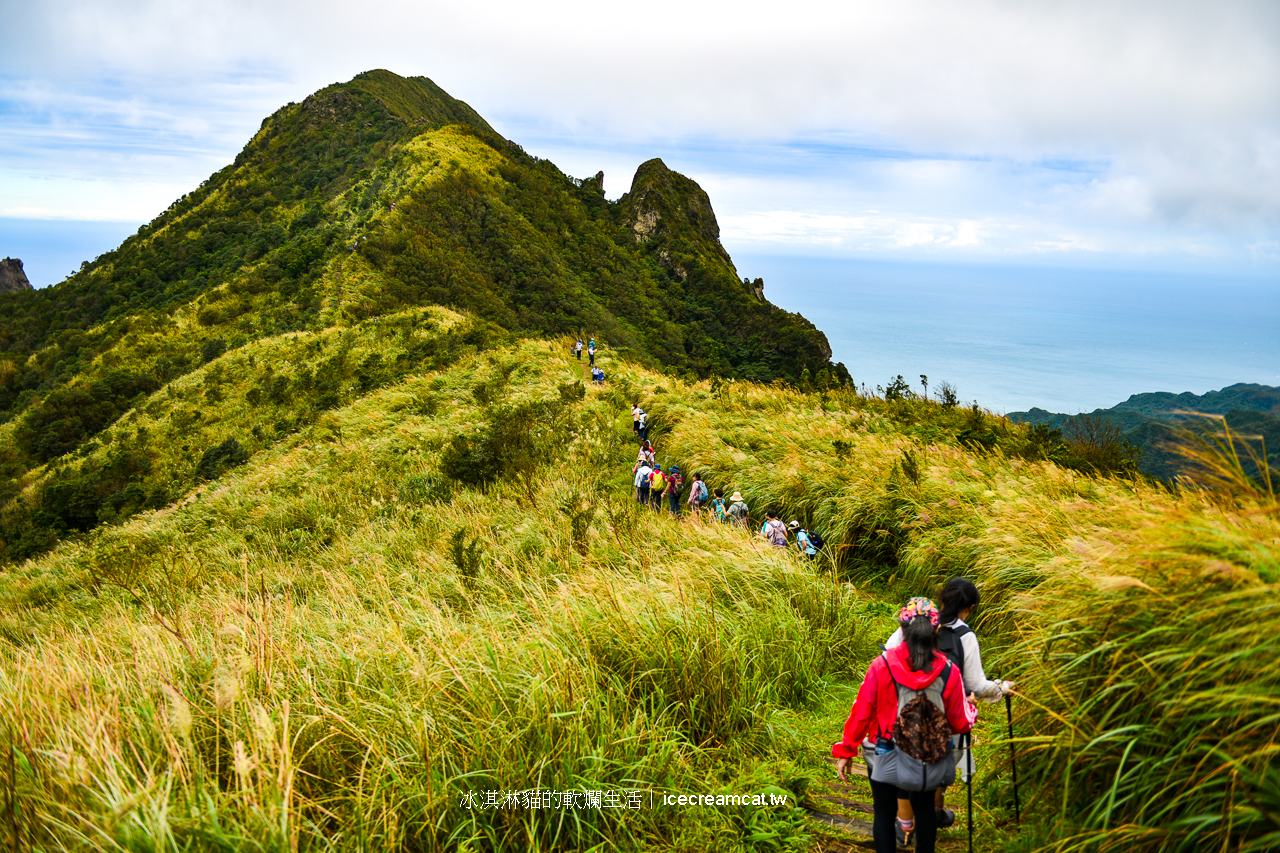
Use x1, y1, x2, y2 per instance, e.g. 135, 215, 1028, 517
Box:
807, 759, 876, 850
807, 757, 970, 852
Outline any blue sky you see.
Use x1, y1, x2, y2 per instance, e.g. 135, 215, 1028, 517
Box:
2, 0, 1278, 289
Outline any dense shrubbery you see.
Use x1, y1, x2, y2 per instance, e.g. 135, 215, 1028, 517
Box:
439, 399, 565, 488
194, 437, 250, 481
13, 369, 160, 462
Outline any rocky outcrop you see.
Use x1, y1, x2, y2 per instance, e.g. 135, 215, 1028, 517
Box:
0, 258, 32, 293
618, 159, 737, 283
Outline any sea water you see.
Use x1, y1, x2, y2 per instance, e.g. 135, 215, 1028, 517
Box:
733, 254, 1280, 414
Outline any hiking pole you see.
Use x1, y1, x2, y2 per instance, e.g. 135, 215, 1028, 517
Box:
1006, 693, 1020, 823
964, 732, 973, 853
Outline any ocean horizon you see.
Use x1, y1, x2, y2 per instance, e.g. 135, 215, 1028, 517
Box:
733, 253, 1280, 415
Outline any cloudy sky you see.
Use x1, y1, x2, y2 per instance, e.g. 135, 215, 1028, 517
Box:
3, 0, 1278, 286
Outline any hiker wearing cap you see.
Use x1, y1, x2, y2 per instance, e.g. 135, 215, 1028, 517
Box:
790, 521, 817, 558
634, 458, 653, 505
833, 598, 976, 853
664, 465, 685, 517
760, 510, 788, 548
885, 577, 1015, 835
648, 464, 667, 511
727, 491, 749, 527
588, 339, 597, 365
631, 403, 641, 434
637, 408, 649, 441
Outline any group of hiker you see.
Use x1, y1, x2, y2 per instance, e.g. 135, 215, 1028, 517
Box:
618, 374, 1008, 852
628, 432, 827, 555
572, 338, 597, 366
630, 439, 705, 518
833, 578, 1016, 853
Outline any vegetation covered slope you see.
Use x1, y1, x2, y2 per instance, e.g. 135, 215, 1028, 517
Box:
0, 69, 844, 561
1, 313, 1276, 851
0, 69, 840, 431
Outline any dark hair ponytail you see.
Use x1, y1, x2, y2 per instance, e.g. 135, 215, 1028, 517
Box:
903, 615, 939, 672
938, 577, 980, 626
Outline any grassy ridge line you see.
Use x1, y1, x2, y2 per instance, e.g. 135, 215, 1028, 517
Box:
0, 305, 482, 563
0, 339, 875, 850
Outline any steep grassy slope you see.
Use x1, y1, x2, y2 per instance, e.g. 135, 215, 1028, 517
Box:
1, 312, 1276, 851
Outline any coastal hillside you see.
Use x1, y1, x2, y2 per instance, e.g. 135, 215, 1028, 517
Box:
1008, 382, 1280, 480
0, 328, 1275, 852
0, 69, 1275, 853
0, 69, 844, 562
0, 69, 839, 403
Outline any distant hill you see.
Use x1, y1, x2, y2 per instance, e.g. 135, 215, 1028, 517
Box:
1008, 383, 1280, 480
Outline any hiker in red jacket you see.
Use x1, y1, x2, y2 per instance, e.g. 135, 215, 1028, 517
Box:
832, 598, 976, 853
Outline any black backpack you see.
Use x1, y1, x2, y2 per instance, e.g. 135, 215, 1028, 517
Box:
806, 529, 825, 550
937, 624, 973, 674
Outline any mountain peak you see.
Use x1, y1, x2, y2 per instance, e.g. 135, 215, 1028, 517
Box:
619, 158, 735, 282
337, 70, 496, 133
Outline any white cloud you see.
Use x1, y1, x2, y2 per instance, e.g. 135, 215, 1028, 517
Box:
0, 0, 1276, 269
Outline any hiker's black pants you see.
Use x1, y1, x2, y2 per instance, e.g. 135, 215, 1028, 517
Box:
870, 778, 937, 853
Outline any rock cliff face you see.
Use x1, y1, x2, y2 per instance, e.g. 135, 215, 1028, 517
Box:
0, 258, 32, 293
618, 158, 739, 285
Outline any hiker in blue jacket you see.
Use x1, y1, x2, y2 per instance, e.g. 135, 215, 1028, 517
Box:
790, 521, 817, 559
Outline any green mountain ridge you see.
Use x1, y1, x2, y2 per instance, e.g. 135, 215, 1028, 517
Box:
0, 69, 842, 414
0, 69, 845, 562
1007, 382, 1280, 480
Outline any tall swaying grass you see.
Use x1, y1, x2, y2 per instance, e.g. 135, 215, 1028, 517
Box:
1003, 426, 1280, 853
0, 340, 877, 851
3, 333, 1276, 850
626, 371, 1279, 851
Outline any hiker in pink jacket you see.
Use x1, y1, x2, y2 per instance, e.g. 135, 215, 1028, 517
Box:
832, 598, 976, 853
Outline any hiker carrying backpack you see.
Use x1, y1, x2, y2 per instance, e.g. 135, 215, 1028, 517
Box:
761, 510, 788, 548
687, 473, 709, 511
833, 597, 974, 853
665, 466, 684, 518
884, 577, 1016, 836
790, 521, 821, 558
